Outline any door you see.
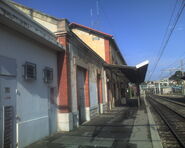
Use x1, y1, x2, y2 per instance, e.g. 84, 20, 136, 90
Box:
77, 67, 86, 124
0, 77, 16, 148
48, 87, 57, 134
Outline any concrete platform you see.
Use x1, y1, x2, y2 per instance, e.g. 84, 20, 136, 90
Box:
26, 98, 162, 148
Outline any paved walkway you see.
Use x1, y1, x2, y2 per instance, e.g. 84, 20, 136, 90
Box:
27, 99, 160, 148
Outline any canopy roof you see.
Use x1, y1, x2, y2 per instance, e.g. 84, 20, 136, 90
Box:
104, 60, 149, 84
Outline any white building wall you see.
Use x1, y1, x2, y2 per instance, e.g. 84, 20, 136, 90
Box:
0, 24, 58, 148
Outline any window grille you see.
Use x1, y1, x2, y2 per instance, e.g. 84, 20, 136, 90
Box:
43, 67, 53, 83
4, 106, 13, 148
23, 62, 36, 80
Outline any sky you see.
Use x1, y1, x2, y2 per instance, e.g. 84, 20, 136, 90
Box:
13, 0, 185, 81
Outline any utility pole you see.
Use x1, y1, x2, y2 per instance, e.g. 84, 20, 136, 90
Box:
158, 82, 161, 95
161, 60, 184, 95
161, 68, 181, 76
161, 60, 184, 76
180, 59, 184, 95
180, 59, 184, 75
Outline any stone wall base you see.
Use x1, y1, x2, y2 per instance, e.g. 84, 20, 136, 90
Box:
90, 106, 99, 119
85, 107, 90, 121
57, 112, 73, 131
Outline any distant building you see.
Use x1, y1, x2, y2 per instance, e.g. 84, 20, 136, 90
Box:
144, 79, 174, 95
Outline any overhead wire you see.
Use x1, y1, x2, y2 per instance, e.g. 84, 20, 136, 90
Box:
148, 0, 185, 80
162, 54, 185, 70
159, 52, 185, 80
165, 65, 182, 78
145, 0, 179, 81
160, 61, 183, 80
148, 0, 180, 80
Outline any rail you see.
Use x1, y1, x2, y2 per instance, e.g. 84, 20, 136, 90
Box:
148, 95, 185, 148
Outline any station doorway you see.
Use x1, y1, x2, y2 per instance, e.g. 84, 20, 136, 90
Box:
0, 77, 16, 148
77, 67, 86, 124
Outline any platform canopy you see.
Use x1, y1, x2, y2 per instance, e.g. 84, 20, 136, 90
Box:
104, 60, 149, 84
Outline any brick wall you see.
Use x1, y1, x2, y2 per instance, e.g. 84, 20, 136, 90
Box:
57, 35, 71, 113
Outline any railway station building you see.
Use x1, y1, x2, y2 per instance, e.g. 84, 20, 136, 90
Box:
69, 23, 129, 109
0, 0, 148, 147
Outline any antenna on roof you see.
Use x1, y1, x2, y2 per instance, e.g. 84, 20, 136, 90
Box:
94, 0, 100, 29
90, 8, 94, 28
90, 0, 100, 29
96, 0, 99, 16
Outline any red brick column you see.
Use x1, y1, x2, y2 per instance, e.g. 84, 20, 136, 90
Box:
104, 39, 111, 64
85, 71, 90, 107
57, 34, 71, 113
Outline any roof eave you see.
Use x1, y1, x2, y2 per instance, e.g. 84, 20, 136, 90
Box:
0, 0, 64, 52
111, 38, 127, 65
69, 22, 113, 38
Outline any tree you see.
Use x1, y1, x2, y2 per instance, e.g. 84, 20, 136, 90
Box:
169, 71, 184, 84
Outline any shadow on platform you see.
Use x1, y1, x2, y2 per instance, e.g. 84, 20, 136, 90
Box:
126, 98, 138, 107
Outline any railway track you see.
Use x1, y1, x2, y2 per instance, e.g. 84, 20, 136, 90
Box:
156, 95, 185, 106
157, 95, 185, 104
150, 95, 185, 119
148, 95, 185, 148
